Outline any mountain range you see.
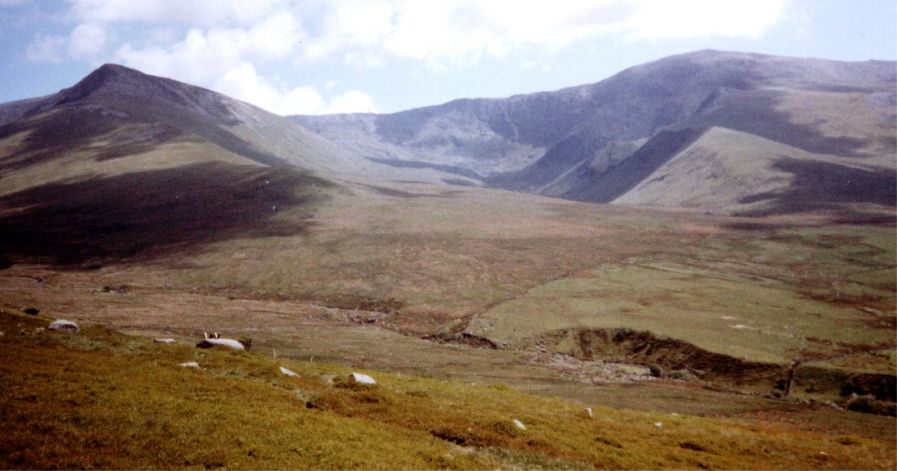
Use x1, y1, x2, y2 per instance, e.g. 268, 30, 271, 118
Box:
295, 50, 896, 216
0, 50, 894, 267
2, 51, 896, 460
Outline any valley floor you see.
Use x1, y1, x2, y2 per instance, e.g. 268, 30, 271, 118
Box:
1, 186, 895, 468
0, 261, 894, 444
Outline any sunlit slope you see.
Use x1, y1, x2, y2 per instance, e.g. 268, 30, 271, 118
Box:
0, 64, 474, 267
296, 50, 896, 216
2, 308, 893, 470
612, 127, 896, 215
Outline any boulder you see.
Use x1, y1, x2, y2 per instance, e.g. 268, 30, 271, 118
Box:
154, 338, 176, 344
196, 338, 245, 350
349, 372, 376, 385
280, 366, 299, 378
48, 319, 79, 333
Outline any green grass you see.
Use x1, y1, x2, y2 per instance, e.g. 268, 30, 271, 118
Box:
71, 184, 890, 375
1, 181, 893, 466
469, 222, 896, 374
1, 309, 894, 470
125, 188, 705, 323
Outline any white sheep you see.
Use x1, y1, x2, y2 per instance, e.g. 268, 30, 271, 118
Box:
196, 332, 244, 350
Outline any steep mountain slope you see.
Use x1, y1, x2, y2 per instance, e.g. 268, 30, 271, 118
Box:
0, 64, 353, 267
0, 63, 396, 192
294, 50, 897, 215
0, 64, 487, 267
612, 127, 897, 215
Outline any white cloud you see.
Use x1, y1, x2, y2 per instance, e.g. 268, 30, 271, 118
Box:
212, 62, 377, 115
108, 11, 366, 114
342, 51, 385, 69
325, 90, 378, 114
83, 5, 382, 115
70, 0, 290, 26
115, 12, 304, 85
22, 0, 792, 113
26, 35, 67, 62
26, 23, 108, 62
69, 23, 108, 58
625, 0, 789, 40
303, 0, 792, 68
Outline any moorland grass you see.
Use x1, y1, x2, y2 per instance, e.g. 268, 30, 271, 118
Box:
1, 309, 894, 470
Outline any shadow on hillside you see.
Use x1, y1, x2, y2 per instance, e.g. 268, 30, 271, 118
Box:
738, 157, 897, 218
559, 127, 705, 203
0, 162, 332, 268
692, 89, 882, 157
367, 157, 483, 181
0, 100, 287, 173
355, 182, 463, 199
0, 106, 142, 172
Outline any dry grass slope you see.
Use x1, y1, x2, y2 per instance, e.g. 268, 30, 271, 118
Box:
1, 308, 894, 470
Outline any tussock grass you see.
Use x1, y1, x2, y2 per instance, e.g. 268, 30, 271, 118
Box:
1, 309, 893, 469
470, 223, 896, 376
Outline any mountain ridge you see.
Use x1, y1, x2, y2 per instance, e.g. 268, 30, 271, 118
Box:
294, 49, 896, 216
0, 49, 893, 218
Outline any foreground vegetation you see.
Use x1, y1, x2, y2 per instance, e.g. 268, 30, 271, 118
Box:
1, 308, 894, 469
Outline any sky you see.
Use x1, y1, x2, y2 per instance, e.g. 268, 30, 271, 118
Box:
0, 0, 895, 116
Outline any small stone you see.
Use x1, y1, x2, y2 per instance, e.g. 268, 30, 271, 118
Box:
585, 407, 593, 418
654, 422, 664, 428
512, 419, 527, 430
154, 338, 176, 344
48, 319, 79, 333
349, 372, 376, 385
179, 361, 200, 368
280, 366, 299, 377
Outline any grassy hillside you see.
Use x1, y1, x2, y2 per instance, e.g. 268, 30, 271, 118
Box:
126, 187, 895, 371
613, 127, 896, 215
469, 223, 896, 371
2, 308, 894, 470
0, 55, 894, 469
1, 184, 893, 414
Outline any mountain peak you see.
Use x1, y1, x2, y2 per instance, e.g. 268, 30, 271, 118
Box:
48, 63, 247, 126
56, 63, 153, 105
93, 62, 142, 74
